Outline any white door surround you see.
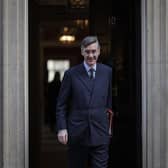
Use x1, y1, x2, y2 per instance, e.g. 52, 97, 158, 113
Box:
1, 0, 168, 167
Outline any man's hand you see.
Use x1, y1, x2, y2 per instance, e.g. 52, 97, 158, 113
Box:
57, 129, 68, 145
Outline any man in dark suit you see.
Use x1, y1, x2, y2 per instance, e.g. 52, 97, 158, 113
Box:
56, 36, 112, 168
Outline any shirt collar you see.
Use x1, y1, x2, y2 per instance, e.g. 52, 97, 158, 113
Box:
83, 61, 96, 72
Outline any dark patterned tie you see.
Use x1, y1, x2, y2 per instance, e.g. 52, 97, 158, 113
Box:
89, 68, 94, 79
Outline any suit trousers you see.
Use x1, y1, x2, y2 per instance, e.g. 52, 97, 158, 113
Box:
67, 144, 109, 168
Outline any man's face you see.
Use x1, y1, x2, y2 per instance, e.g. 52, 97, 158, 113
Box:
81, 42, 100, 67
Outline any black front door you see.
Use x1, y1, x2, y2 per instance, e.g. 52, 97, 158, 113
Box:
90, 0, 141, 167
29, 0, 141, 167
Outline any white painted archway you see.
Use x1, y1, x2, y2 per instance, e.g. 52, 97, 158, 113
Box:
1, 0, 28, 168
142, 0, 168, 168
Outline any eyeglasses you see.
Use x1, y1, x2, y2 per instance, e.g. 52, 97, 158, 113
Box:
84, 49, 97, 55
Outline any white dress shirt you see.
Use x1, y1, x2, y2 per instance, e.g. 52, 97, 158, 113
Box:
83, 61, 96, 79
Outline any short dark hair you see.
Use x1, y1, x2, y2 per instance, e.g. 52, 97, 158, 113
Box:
81, 36, 100, 49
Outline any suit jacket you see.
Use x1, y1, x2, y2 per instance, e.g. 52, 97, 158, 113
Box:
56, 63, 112, 146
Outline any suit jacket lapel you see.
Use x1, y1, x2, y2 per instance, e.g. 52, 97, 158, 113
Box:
89, 63, 102, 104
75, 64, 92, 93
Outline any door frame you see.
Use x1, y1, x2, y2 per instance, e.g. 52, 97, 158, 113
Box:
141, 0, 147, 167
0, 0, 150, 167
0, 0, 3, 166
1, 0, 29, 168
